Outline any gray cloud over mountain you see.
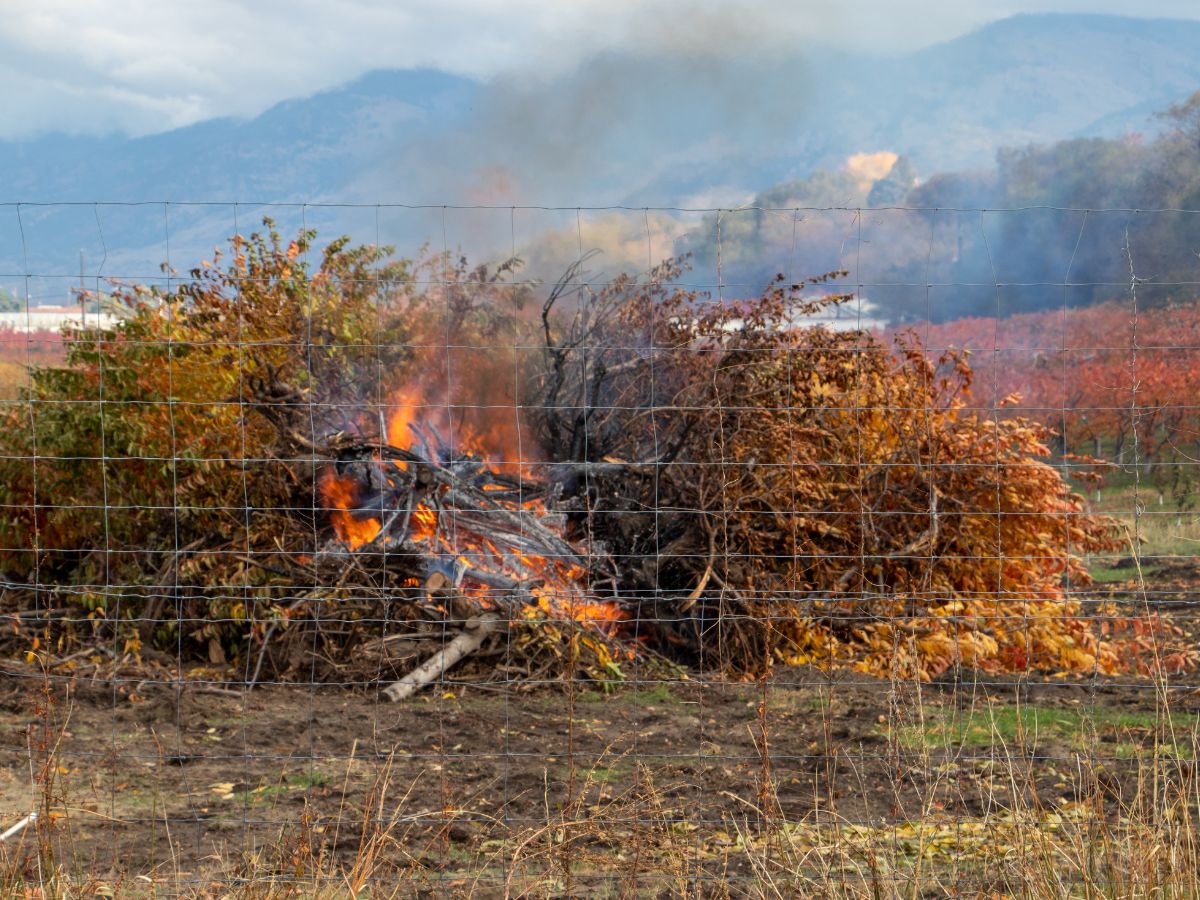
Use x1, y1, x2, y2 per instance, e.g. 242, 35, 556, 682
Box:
4, 0, 1200, 140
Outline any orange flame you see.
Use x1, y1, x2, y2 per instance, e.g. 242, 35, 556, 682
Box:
384, 381, 530, 476
536, 592, 628, 634
412, 505, 437, 540
386, 384, 426, 452
320, 379, 626, 633
321, 471, 381, 548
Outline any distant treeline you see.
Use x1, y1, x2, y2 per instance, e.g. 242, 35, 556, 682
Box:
899, 297, 1200, 509
680, 92, 1200, 322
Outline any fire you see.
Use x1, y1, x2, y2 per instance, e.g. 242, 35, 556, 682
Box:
321, 471, 381, 547
384, 383, 528, 476
386, 384, 425, 456
536, 593, 627, 633
319, 381, 626, 635
412, 505, 437, 540
457, 420, 527, 476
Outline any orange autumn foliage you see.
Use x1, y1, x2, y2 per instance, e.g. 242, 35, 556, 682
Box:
0, 226, 1128, 680
534, 266, 1123, 679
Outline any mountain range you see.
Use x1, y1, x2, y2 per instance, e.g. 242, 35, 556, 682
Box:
2, 12, 1199, 294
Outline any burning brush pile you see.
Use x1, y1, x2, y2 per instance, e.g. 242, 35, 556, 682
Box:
315, 394, 630, 699
0, 223, 1170, 694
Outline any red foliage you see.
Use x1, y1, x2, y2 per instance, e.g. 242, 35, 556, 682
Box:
900, 301, 1200, 465
0, 328, 65, 398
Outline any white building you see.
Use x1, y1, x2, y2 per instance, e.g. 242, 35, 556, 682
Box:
0, 305, 117, 333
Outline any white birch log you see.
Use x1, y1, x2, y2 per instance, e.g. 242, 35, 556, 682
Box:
0, 812, 37, 842
381, 613, 500, 702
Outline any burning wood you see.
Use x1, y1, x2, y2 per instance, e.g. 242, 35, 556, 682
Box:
316, 401, 626, 698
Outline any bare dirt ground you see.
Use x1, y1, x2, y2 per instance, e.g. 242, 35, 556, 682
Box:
0, 565, 1197, 896
0, 662, 1195, 896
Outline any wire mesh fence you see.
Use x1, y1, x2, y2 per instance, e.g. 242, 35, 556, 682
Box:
0, 201, 1198, 896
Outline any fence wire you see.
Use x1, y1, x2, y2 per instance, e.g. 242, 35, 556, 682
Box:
0, 202, 1197, 897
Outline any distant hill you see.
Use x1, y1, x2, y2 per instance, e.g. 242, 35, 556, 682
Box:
0, 69, 478, 201
864, 14, 1200, 170
3, 13, 1200, 288
637, 13, 1200, 201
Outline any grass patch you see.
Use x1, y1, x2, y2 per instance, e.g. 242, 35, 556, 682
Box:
553, 683, 681, 706
543, 683, 680, 706
628, 683, 680, 706
1087, 482, 1200, 559
573, 689, 610, 704
583, 764, 629, 783
1087, 563, 1160, 584
894, 703, 1200, 752
233, 770, 331, 805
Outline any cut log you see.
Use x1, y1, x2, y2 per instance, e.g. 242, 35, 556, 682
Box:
381, 613, 501, 702
0, 812, 36, 842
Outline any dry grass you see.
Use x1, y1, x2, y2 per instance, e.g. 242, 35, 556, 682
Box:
3, 683, 1200, 899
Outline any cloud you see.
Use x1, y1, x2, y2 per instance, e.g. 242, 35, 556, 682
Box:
0, 0, 552, 137
1, 0, 1199, 140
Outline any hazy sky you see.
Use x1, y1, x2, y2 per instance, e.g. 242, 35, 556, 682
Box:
2, 0, 1199, 139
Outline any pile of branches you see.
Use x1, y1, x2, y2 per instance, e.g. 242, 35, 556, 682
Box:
528, 257, 1124, 679
0, 224, 1135, 689
0, 225, 653, 691
299, 436, 637, 697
